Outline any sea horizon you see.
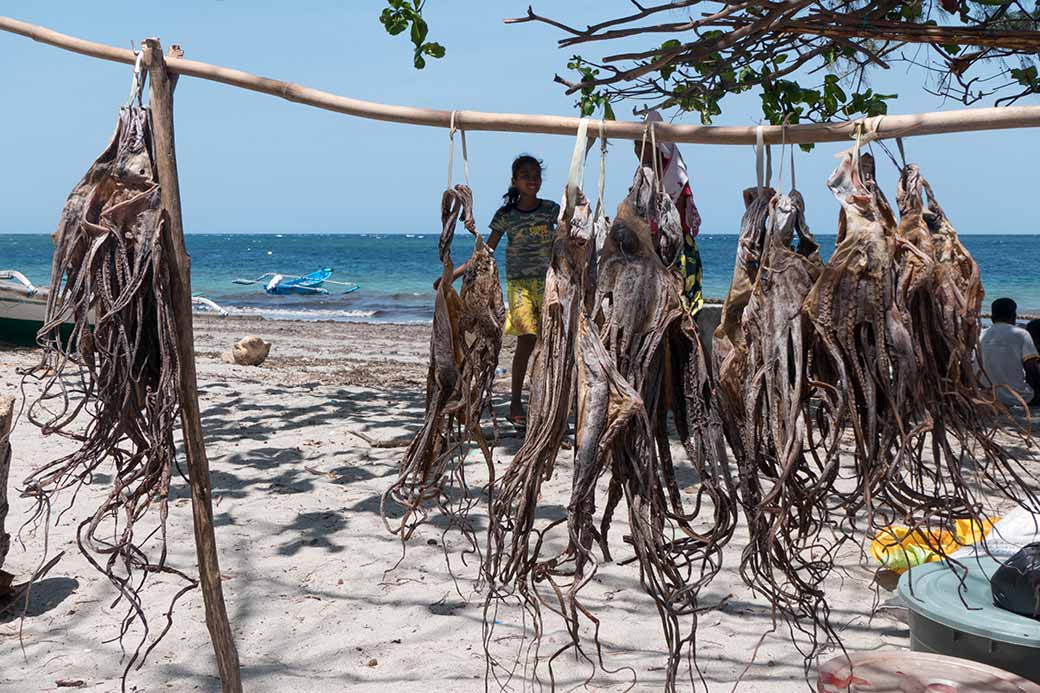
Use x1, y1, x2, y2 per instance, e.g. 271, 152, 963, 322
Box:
4, 232, 1039, 321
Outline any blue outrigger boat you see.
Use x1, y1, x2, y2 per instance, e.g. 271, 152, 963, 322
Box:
233, 267, 360, 296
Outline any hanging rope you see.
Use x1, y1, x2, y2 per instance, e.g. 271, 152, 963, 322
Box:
596, 117, 607, 217
125, 50, 144, 107
564, 116, 590, 220
754, 125, 773, 190
447, 110, 470, 189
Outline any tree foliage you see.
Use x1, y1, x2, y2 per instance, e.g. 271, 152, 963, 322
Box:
380, 1, 1040, 124
380, 0, 445, 69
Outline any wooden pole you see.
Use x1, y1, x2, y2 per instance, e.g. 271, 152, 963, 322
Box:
142, 38, 242, 693
0, 396, 13, 593
2, 15, 1040, 145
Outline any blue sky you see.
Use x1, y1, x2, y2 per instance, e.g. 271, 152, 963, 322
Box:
0, 2, 1036, 235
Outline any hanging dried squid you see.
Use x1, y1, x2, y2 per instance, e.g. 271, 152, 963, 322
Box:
481, 180, 599, 687
381, 185, 504, 549
22, 103, 185, 674
482, 164, 735, 691
714, 184, 775, 460
880, 162, 1039, 545
598, 167, 736, 690
732, 188, 842, 654
732, 146, 1040, 667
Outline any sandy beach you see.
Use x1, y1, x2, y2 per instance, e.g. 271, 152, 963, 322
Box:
1, 314, 1036, 692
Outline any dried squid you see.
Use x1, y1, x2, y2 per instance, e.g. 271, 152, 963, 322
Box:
481, 181, 599, 687
593, 167, 736, 690
22, 103, 184, 674
734, 189, 838, 654
714, 184, 775, 459
382, 185, 504, 549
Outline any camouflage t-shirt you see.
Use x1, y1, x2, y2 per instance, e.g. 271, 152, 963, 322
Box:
490, 200, 561, 281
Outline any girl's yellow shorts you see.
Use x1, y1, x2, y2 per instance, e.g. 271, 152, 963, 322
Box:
504, 278, 544, 336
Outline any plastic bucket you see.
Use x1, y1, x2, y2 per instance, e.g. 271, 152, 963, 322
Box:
899, 557, 1040, 683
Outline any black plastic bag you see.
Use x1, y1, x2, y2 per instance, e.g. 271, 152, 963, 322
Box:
992, 542, 1040, 619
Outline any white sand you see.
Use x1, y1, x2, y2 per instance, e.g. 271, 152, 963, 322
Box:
1, 316, 1034, 692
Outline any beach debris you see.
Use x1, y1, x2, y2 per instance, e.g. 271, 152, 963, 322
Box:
381, 184, 504, 550
221, 335, 272, 366
20, 103, 190, 674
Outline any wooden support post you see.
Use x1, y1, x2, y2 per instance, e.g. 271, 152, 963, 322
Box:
142, 38, 242, 693
0, 396, 12, 593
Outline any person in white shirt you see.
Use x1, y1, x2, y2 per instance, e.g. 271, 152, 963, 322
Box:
979, 298, 1040, 408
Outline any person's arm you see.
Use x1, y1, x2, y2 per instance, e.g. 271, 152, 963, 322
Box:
1020, 328, 1040, 403
1025, 359, 1040, 398
485, 226, 504, 251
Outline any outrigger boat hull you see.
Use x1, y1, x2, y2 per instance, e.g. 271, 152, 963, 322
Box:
265, 267, 334, 295
1, 273, 226, 348
0, 281, 62, 347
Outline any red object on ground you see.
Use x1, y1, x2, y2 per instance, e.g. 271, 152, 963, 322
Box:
817, 651, 1040, 692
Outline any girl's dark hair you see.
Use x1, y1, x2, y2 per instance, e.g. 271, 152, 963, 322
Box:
502, 154, 544, 207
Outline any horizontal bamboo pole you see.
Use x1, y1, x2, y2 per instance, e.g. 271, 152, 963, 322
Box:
2, 14, 1039, 145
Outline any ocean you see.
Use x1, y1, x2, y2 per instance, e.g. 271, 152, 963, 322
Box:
3, 233, 1038, 322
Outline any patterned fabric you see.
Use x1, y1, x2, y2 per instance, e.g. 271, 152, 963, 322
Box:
680, 233, 704, 315
490, 199, 561, 281
668, 164, 704, 316
504, 278, 545, 336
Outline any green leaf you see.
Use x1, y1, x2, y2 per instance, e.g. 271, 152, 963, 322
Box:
411, 16, 428, 46
379, 0, 444, 70
380, 8, 409, 35
1011, 66, 1039, 86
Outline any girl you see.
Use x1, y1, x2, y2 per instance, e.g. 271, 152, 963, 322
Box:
491, 154, 559, 428
447, 154, 558, 428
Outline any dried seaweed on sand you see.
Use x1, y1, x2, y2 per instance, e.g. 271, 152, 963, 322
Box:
382, 185, 504, 550
21, 104, 186, 676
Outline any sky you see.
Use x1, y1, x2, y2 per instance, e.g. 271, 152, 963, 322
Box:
0, 2, 1037, 236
